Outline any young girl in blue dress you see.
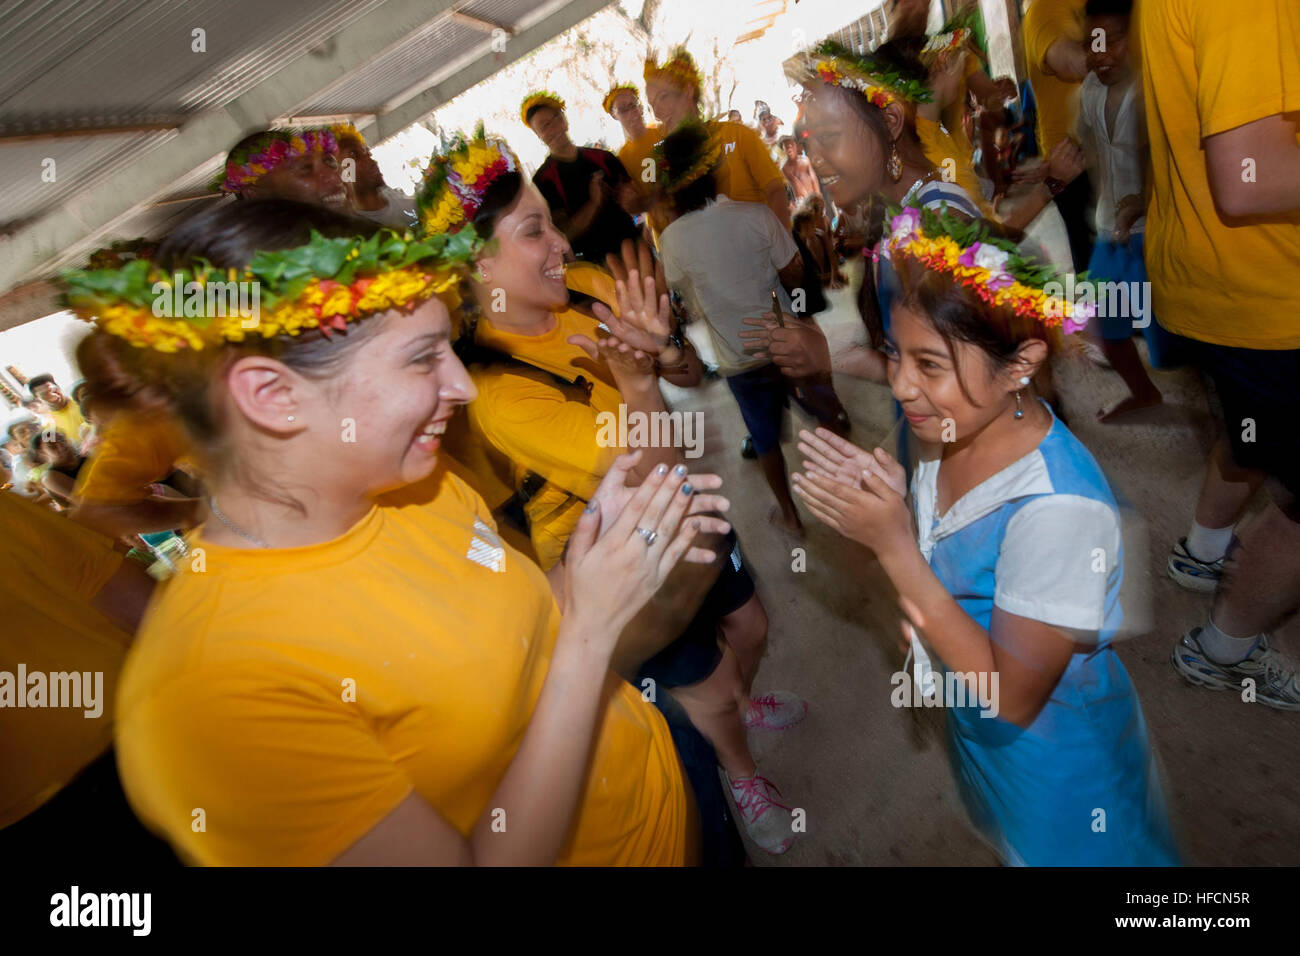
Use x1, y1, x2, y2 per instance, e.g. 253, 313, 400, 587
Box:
792, 206, 1179, 866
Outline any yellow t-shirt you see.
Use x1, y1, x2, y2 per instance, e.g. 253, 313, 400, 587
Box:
1023, 0, 1085, 154
617, 125, 663, 189
1138, 0, 1300, 348
466, 310, 626, 570
710, 120, 786, 206
0, 494, 130, 829
114, 466, 689, 866
47, 402, 86, 442
73, 410, 194, 505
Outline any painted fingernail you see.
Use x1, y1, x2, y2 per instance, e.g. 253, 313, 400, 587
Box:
674, 464, 688, 476
656, 464, 668, 476
584, 502, 598, 514
681, 483, 693, 496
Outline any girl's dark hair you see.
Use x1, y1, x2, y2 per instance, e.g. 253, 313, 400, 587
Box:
470, 170, 525, 238
660, 122, 719, 215
76, 199, 388, 500
889, 247, 1059, 401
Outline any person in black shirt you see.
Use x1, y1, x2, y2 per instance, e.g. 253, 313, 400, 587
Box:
28, 430, 86, 507
521, 91, 641, 264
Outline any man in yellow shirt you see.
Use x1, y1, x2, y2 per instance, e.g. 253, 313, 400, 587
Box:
27, 373, 86, 444
0, 493, 162, 861
1022, 0, 1093, 268
644, 48, 790, 231
1140, 0, 1300, 710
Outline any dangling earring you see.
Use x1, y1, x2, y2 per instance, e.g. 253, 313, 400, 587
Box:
1014, 376, 1029, 420
887, 142, 903, 182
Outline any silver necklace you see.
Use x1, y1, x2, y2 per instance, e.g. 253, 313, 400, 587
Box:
208, 497, 271, 549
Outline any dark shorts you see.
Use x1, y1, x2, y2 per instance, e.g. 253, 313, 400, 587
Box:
1189, 339, 1300, 498
725, 364, 789, 456
725, 363, 849, 455
1086, 235, 1190, 369
636, 530, 755, 689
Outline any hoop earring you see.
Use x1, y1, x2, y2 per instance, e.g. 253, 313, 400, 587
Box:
888, 143, 903, 182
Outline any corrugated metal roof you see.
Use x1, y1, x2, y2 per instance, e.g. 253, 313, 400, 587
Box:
0, 0, 609, 306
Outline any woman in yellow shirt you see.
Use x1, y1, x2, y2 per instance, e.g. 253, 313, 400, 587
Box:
65, 198, 728, 866
417, 132, 808, 858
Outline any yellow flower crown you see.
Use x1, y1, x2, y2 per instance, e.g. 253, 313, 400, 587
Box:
655, 120, 722, 195
788, 41, 932, 109
61, 229, 476, 353
644, 47, 703, 93
603, 83, 640, 116
329, 123, 367, 149
520, 90, 565, 125
415, 125, 519, 238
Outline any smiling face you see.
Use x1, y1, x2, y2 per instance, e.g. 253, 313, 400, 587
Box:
646, 76, 697, 131
476, 183, 572, 314
1086, 14, 1132, 86
248, 151, 351, 212
884, 303, 1020, 445
295, 298, 476, 496
36, 431, 77, 469
610, 91, 646, 136
10, 420, 37, 446
526, 106, 570, 153
33, 381, 67, 408
337, 140, 384, 192
795, 85, 889, 210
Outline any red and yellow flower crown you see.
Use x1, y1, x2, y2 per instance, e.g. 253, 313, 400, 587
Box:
876, 205, 1094, 335
60, 229, 477, 353
644, 46, 703, 93
603, 83, 640, 116
519, 90, 565, 125
415, 125, 519, 239
217, 128, 338, 195
789, 41, 932, 110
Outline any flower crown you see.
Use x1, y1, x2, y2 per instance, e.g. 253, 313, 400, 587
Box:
876, 205, 1094, 335
603, 82, 640, 116
60, 228, 478, 353
519, 90, 565, 125
793, 40, 932, 109
329, 123, 367, 149
217, 129, 338, 195
415, 124, 519, 238
654, 119, 722, 195
644, 46, 703, 93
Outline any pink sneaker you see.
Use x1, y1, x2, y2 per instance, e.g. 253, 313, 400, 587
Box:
727, 772, 796, 855
744, 691, 807, 730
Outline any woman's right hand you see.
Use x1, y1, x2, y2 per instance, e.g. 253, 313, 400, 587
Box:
561, 461, 713, 642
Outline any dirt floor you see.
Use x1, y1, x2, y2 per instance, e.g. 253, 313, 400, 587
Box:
664, 266, 1300, 866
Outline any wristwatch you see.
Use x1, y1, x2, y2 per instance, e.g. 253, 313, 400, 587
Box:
1044, 176, 1067, 197
657, 323, 690, 373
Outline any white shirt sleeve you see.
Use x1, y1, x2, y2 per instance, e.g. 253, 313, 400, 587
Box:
993, 494, 1121, 632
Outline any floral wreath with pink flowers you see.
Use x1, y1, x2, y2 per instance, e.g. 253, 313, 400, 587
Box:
876, 205, 1096, 335
217, 128, 338, 195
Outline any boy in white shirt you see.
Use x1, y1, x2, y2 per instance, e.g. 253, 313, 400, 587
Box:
1077, 0, 1184, 422
657, 122, 842, 534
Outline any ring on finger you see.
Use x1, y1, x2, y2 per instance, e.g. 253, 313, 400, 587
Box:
635, 526, 658, 546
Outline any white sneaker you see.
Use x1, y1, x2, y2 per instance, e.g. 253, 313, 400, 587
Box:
726, 772, 797, 854
1172, 628, 1300, 711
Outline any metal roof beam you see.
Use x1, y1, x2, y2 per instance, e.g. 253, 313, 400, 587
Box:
0, 0, 461, 296
365, 0, 612, 144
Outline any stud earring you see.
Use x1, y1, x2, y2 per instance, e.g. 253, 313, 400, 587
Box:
887, 143, 903, 182
287, 415, 296, 423
1019, 376, 1030, 386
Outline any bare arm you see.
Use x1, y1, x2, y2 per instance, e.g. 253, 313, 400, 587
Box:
763, 179, 792, 232
72, 497, 202, 539
1204, 113, 1300, 217
1042, 36, 1088, 83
